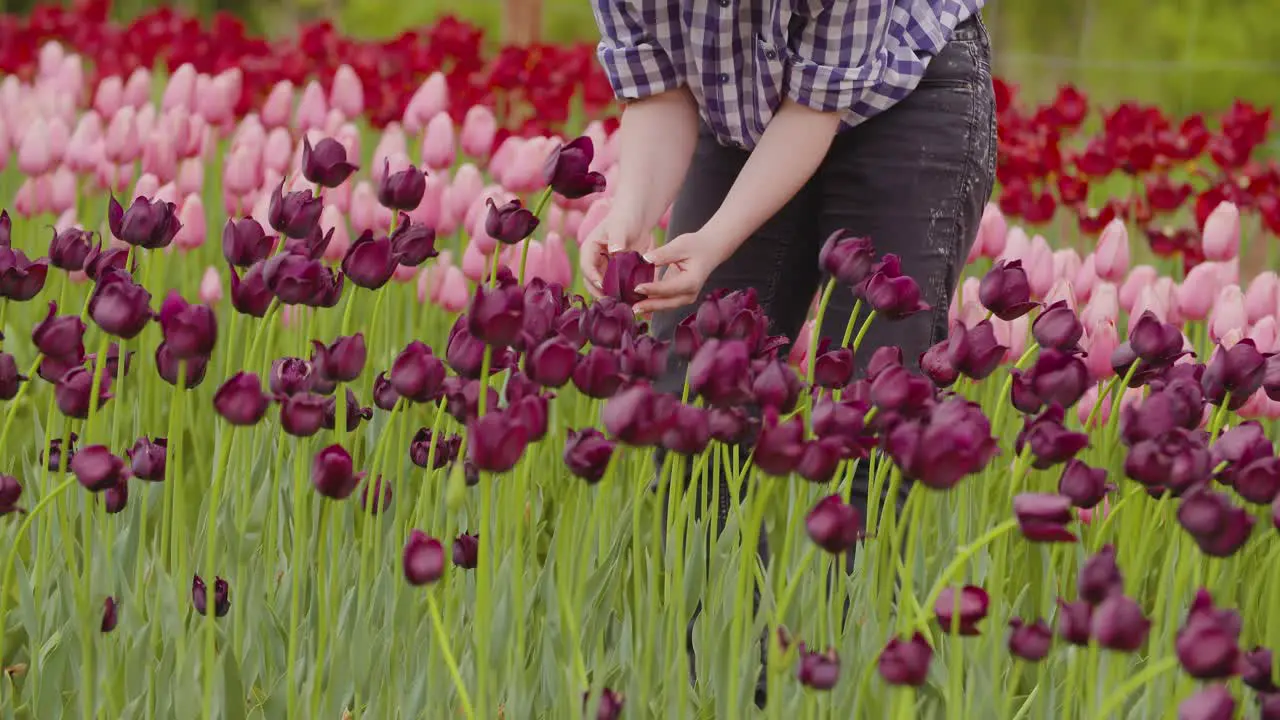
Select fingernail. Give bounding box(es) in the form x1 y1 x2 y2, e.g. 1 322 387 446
642 253 655 263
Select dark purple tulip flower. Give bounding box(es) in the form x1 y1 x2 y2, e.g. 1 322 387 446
1125 428 1211 496
581 296 635 349
279 393 328 437
443 377 499 425
222 218 278 267
1260 691 1280 720
510 394 549 443
1176 589 1242 680
797 437 846 483
55 366 112 419
389 341 447 403
269 357 314 397
947 319 1008 381
526 336 580 388
410 428 461 470
0 352 27 400
341 230 396 289
1057 598 1093 646
564 428 616 483
709 406 759 445
372 372 398 410
1211 422 1274 476
83 244 131 281
213 372 270 426
1013 493 1077 543
753 411 806 477
818 230 876 286
48 227 94 271
468 410 531 473
192 575 230 617
812 394 868 441
1091 594 1150 651
689 339 753 407
103 475 128 513
885 398 997 490
1202 339 1267 409
1058 459 1111 509
1177 686 1235 720
452 532 479 569
283 223 334 261
1078 544 1123 606
228 263 274 317
877 633 932 686
753 360 805 413
813 342 855 389
445 319 490 378
268 181 323 239
70 445 126 492
403 530 445 585
979 260 1038 320
158 291 217 359
1177 487 1254 557
1017 405 1090 469
672 315 702 361
803 497 865 550
602 383 675 447
870 365 935 415
89 268 153 339
108 195 181 249
0 245 49 301
1008 370 1043 414
155 342 209 388
1129 311 1189 367
1266 354 1280 402
42 434 77 472
360 476 393 515
1242 648 1276 693
101 597 118 633
126 436 167 481
312 334 367 383
484 198 539 245
1231 457 1280 504
861 255 930 320
543 136 607 199
0 474 23 515
518 279 564 344
261 252 338 306
1120 391 1195 445
32 301 85 359
572 347 626 399
506 371 543 405
587 689 624 720
302 136 359 188
377 162 427 211
920 336 960 388
934 587 991 638
389 215 438 267
602 251 654 306
1031 300 1083 351
321 388 372 432
86 342 134 380
797 646 840 690
312 444 365 500
469 282 525 349
660 403 711 456
1025 348 1090 409
1007 618 1052 662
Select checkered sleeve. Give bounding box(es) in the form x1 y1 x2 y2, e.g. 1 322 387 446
592 1 684 101
786 1 897 113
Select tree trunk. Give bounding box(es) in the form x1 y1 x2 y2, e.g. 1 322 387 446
502 0 543 46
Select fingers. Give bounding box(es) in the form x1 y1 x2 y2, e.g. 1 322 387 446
579 232 611 296
633 266 702 314
633 292 697 315
642 236 688 267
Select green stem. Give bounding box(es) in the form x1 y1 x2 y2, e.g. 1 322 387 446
807 279 836 387
201 426 236 720
285 441 310 720
426 591 476 720
1094 655 1179 718
916 519 1019 633
0 354 46 451
839 299 864 348
0 478 77 672
850 310 879 353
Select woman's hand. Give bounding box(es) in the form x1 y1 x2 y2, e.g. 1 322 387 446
632 231 722 314
579 208 652 297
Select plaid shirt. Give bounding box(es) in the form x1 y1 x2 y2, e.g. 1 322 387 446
593 0 985 149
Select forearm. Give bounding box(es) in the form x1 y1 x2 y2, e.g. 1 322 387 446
700 99 842 264
610 88 699 235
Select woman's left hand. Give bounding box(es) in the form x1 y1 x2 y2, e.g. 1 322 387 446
632 231 722 315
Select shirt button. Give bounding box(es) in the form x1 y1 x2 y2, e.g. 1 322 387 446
718 73 730 83
718 0 730 6
765 49 777 60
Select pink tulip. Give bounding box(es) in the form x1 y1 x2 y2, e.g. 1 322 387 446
13 179 40 217
320 205 351 263
154 182 180 208
790 319 816 374
1130 286 1168 327
134 105 157 143
0 120 9 172
502 240 546 282
1079 282 1118 331
541 232 573 288
1076 383 1108 429
1236 389 1269 419
329 65 364 119
1177 261 1223 321
507 138 553 193
172 195 206 251
96 161 134 195
1078 497 1111 526
122 68 151 109
461 236 494 283
349 181 392 234
1081 319 1118 381
950 276 985 328
93 76 124 119
564 210 586 240
48 167 77 214
408 173 447 229
1052 248 1082 283
197 266 223 305
17 123 53 176
1248 317 1279 354
162 64 197 113
421 113 457 171
372 126 409 184
1201 201 1240 261
1116 265 1158 312
1025 235 1055 299
403 72 449 135
460 104 497 160
223 145 262 198
103 106 140 164
37 41 64 78
293 82 328 133
261 81 294 129
1094 218 1130 282
335 123 362 164
231 115 265 152
419 253 470 313
1209 284 1248 342
1071 254 1098 305
1264 397 1280 421
133 173 161 201
1042 278 1077 310
445 164 485 222
577 198 611 247
202 70 240 126
488 136 521 181
260 128 292 176
998 226 1030 264
141 129 178 184
1244 271 1279 325
322 109 346 139
974 203 1008 260
250 187 272 231
54 209 78 233
992 313 1029 363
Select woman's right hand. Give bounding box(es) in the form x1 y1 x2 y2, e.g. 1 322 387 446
580 207 653 297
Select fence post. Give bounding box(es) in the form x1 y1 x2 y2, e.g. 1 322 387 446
502 0 544 45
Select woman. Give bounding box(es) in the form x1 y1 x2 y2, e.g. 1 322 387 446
581 0 996 703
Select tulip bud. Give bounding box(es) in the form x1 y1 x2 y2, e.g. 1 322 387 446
32 301 86 359
797 646 840 690
55 366 112 419
818 230 876 286
126 436 167 482
1013 493 1077 543
88 268 153 338
70 445 126 492
158 291 217 359
312 334 367 383
107 196 181 249
1177 487 1254 557
805 495 863 554
403 530 445 585
267 181 323 239
101 596 119 633
544 136 606 199
212 372 270 426
484 197 539 245
877 633 932 686
192 575 230 617
451 532 479 569
467 409 531 473
602 251 655 306
1177 685 1235 720
1090 594 1150 652
602 384 676 447
301 136 358 189
155 342 209 389
222 217 277 267
1058 459 1111 509
377 162 427 212
0 474 23 515
563 428 616 483
48 227 94 271
979 260 1038 320
468 282 524 348
389 216 437 267
934 585 990 636
1007 618 1052 662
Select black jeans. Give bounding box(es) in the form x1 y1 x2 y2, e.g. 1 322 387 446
653 14 997 702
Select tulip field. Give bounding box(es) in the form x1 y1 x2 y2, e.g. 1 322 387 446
4 5 1280 720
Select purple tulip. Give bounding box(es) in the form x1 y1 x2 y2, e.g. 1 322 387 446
311 444 364 500
510 394 549 442
101 596 118 633
1177 685 1235 720
1125 428 1211 496
602 251 654 306
410 428 461 470
389 215 438 267
920 336 960 388
602 383 675 447
877 633 932 686
505 371 543 405
1267 354 1280 402
102 475 128 513
572 347 626 399
1090 594 1150 652
269 357 314 397
587 689 624 720
934 585 990 636
157 291 217 359
1233 458 1280 505
753 411 806 477
279 393 328 437
302 136 358 188
1017 405 1090 469
803 495 862 553
468 410 531 473
1031 300 1083 351
813 342 855 389
452 532 479 569
1260 690 1280 720
1013 493 1077 543
389 341 447 403
360 476 393 515
283 224 335 260
1128 311 1188 367
1056 598 1092 646
322 388 372 432
688 339 752 407
403 530 445 585
1025 348 1089 409
89 268 153 339
445 319 490 378
0 352 27 400
468 282 524 348
41 434 77 473
341 230 397 289
268 181 323 239
753 359 804 413
797 437 847 483
812 394 868 441
126 436 167 482
543 136 606 199
443 377 499 425
228 263 274 317
1176 589 1242 680
709 406 759 445
312 334 367 383
1007 618 1052 662
860 254 930 320
0 474 23 515
581 297 635 349
70 445 126 492
213 372 270 426
155 342 209 388
377 162 427 211
797 646 840 690
192 575 230 617
1177 487 1254 557
31 301 85 359
108 195 181 249
947 320 1009 381
818 230 876 286
1242 648 1276 693
526 336 580 388
558 428 614 485
1202 339 1267 409
1120 391 1200 445
484 198 539 245
1211 422 1274 476
1057 459 1112 511
222 217 278 267
48 227 94 271
979 260 1038 321
0 246 49 301
55 366 111 419
885 398 997 490
262 251 345 307
870 365 935 415
660 403 711 456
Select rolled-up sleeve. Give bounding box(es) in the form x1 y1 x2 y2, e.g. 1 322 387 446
592 1 684 101
786 1 893 113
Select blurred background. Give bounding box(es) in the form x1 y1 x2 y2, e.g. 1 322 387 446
1 0 1279 114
